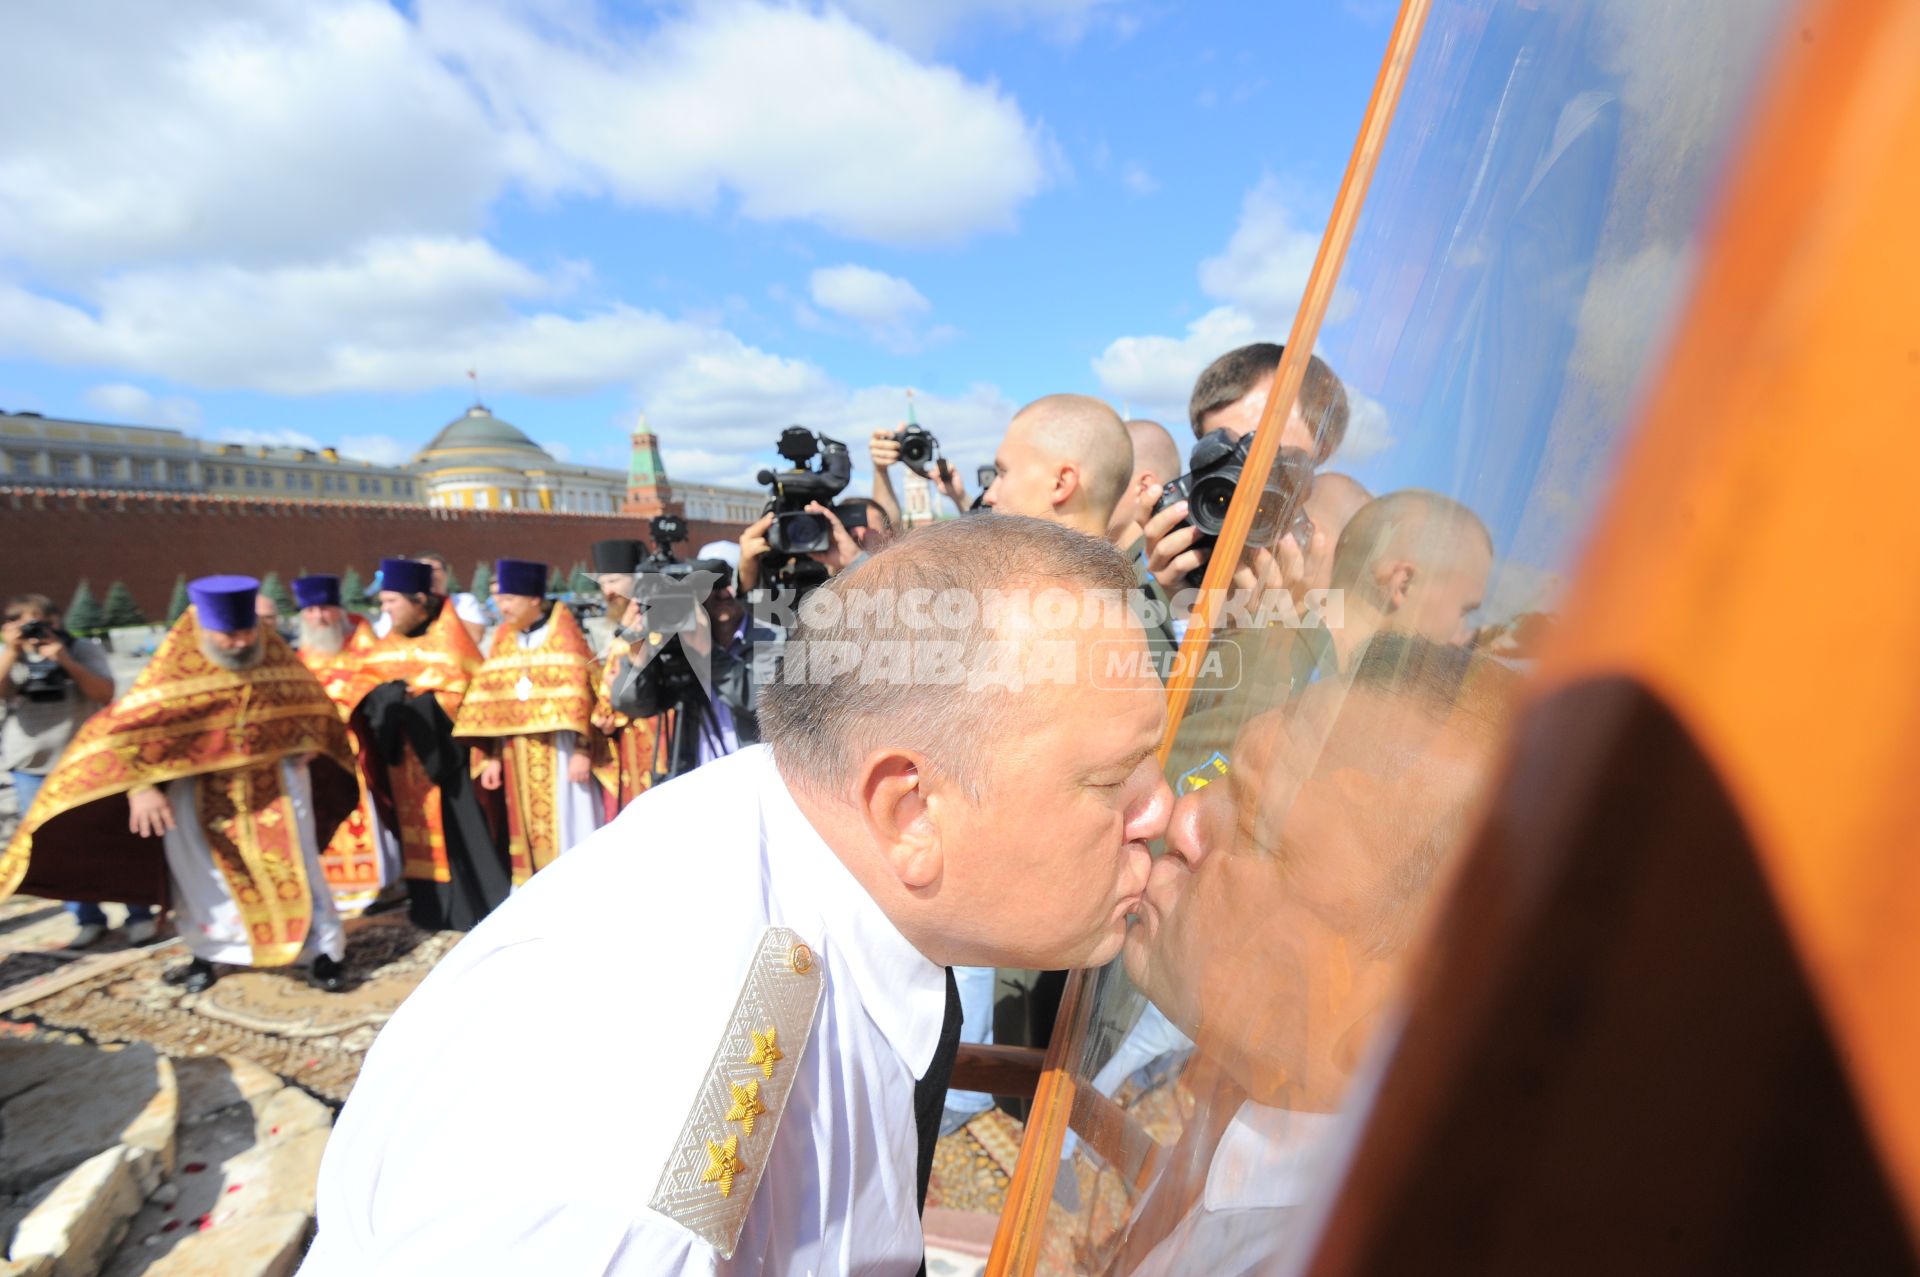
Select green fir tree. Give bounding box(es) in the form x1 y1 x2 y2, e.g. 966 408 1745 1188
102 581 147 628
165 574 191 624
260 571 296 616
64 579 104 635
547 566 568 596
468 561 492 601
569 563 596 596
341 567 368 610
442 563 465 595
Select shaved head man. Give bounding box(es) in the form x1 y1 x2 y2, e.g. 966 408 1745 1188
1107 418 1184 549
1328 490 1493 667
1299 472 1374 595
983 394 1135 538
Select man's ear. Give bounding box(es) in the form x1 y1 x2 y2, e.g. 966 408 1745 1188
1376 559 1416 612
1052 462 1082 512
858 749 943 890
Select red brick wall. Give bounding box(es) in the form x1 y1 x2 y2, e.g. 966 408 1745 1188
0 487 747 615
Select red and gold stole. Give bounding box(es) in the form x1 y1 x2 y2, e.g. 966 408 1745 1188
356 603 484 884
0 609 352 967
299 613 384 911
453 606 602 884
590 634 665 816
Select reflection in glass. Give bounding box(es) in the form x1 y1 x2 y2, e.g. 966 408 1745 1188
1034 0 1797 1272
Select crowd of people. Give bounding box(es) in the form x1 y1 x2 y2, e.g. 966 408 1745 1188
1 338 1516 1274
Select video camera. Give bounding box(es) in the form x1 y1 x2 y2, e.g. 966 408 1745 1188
630 513 722 635
1153 433 1316 587
757 426 851 555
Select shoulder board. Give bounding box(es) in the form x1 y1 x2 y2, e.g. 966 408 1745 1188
649 925 826 1258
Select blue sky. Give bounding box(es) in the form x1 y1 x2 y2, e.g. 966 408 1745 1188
0 0 1389 492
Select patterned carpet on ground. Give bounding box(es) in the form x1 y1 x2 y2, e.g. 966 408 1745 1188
2 903 459 1104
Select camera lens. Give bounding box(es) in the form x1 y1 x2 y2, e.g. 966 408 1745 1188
901 435 931 465
1189 475 1237 536
784 512 828 551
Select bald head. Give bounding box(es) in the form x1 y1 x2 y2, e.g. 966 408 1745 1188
985 394 1133 537
1332 490 1493 648
1107 419 1183 545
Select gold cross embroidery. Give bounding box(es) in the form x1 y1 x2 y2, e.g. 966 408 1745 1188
725 1080 767 1136
746 1027 783 1079
702 1135 745 1197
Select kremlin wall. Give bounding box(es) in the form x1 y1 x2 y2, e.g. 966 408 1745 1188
0 405 756 616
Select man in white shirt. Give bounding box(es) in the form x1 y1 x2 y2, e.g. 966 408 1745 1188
302 513 1173 1275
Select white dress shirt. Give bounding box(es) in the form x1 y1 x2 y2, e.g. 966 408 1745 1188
1131 1101 1342 1277
300 745 950 1276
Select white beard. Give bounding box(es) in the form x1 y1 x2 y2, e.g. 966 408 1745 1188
299 617 349 656
199 637 265 671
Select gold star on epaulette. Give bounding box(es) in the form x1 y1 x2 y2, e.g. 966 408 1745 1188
746 1027 782 1079
701 1135 745 1197
725 1080 767 1136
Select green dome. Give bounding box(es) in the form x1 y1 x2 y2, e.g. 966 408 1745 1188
417 405 543 458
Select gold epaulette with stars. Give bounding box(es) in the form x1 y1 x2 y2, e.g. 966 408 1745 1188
649 925 825 1258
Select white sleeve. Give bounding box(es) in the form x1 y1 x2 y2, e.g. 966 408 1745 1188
454 593 488 624
303 939 715 1276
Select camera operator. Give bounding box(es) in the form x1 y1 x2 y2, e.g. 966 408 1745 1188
2 593 149 946
608 521 778 783
834 497 896 554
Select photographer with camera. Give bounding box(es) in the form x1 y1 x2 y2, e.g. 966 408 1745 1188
868 421 968 529
607 516 770 783
1141 343 1351 619
2 593 143 947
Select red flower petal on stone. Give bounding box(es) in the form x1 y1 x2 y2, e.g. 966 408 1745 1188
270 1126 280 1135
226 1183 242 1193
197 1213 213 1231
183 1162 207 1174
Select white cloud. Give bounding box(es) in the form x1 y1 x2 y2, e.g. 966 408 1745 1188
0 237 721 396
828 0 1128 54
1197 177 1328 328
82 383 202 429
0 0 1051 283
1121 162 1160 196
539 439 573 463
211 426 325 450
1094 176 1378 458
647 347 1016 491
1337 387 1395 463
416 0 1051 246
809 265 930 327
805 263 953 353
1091 305 1258 428
0 1 503 276
337 434 413 466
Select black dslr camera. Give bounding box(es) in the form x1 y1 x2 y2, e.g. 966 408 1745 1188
1153 433 1315 587
890 423 942 479
13 622 75 702
758 426 851 555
